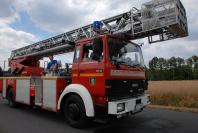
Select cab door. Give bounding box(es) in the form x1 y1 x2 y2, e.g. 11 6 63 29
78 37 105 97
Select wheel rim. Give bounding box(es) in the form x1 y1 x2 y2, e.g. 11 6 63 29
67 102 81 121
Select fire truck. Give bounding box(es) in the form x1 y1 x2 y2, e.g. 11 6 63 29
0 0 188 128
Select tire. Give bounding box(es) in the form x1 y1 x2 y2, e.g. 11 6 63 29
63 95 91 128
8 89 17 108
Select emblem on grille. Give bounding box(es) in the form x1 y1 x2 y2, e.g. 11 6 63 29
123 80 127 83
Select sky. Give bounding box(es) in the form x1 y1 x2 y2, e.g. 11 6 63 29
0 0 197 69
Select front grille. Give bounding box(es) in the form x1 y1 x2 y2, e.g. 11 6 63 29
105 79 147 101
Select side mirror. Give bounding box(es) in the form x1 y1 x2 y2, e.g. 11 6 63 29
91 53 100 61
92 38 103 61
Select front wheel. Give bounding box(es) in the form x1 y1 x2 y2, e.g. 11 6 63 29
63 95 92 128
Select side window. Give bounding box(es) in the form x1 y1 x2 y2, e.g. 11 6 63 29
82 38 103 62
82 43 94 62
73 45 80 63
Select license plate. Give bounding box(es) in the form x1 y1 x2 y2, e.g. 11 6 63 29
135 103 143 111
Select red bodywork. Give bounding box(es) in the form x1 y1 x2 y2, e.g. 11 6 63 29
9 57 44 76
0 79 2 92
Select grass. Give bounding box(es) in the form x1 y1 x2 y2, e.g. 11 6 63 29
148 80 198 109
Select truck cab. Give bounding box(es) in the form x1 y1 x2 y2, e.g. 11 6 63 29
72 34 149 116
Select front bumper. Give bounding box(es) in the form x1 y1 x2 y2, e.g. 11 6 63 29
108 94 150 115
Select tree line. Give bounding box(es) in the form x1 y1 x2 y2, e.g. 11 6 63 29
146 55 198 80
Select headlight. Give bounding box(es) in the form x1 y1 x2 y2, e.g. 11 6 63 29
117 103 125 113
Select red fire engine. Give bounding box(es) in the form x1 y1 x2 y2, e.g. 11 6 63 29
0 0 188 128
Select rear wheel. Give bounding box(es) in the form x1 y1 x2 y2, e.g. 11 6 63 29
8 89 17 108
63 95 91 128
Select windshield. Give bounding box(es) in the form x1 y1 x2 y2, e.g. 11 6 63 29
108 38 144 67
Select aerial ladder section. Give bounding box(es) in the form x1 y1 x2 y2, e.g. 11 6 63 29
10 0 188 60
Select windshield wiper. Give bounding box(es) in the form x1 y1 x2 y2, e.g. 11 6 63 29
130 64 140 68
